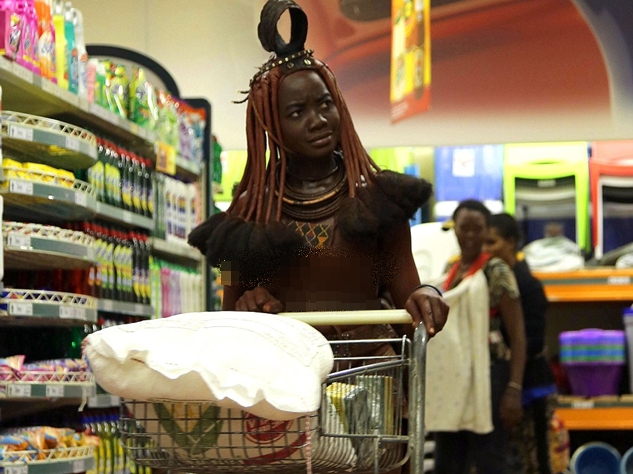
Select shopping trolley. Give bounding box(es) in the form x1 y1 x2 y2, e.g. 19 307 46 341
119 310 428 474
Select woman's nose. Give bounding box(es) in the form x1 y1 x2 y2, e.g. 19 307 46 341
307 109 327 129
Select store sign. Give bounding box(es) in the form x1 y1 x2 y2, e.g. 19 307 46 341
390 0 431 123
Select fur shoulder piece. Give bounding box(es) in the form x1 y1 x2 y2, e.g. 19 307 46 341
187 212 306 286
337 171 433 243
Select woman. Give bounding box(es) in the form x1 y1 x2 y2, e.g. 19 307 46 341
433 200 526 474
484 212 556 474
188 0 448 339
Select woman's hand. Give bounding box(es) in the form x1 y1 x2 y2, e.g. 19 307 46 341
500 388 523 429
235 287 284 313
404 287 449 337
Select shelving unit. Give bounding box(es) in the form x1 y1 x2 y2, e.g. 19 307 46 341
556 396 633 430
3 222 97 270
534 268 633 302
0 290 98 325
533 268 633 432
0 44 210 474
149 237 202 265
0 447 96 474
0 57 155 152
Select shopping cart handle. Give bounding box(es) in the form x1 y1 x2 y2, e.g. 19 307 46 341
278 309 413 326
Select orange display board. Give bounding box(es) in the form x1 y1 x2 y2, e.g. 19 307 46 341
390 0 431 123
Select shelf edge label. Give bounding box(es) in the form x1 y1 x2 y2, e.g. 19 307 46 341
8 302 34 316
7 232 31 249
8 125 34 142
9 180 34 196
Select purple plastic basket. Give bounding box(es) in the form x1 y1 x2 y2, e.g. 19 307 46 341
563 363 624 397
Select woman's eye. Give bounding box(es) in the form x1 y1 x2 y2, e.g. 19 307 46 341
321 100 333 109
289 110 301 118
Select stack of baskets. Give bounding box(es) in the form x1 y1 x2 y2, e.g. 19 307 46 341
559 328 626 397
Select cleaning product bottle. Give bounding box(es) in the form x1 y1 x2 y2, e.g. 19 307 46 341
63 1 76 93
51 0 66 88
35 0 54 80
72 6 86 98
14 0 29 68
26 0 39 71
0 0 20 60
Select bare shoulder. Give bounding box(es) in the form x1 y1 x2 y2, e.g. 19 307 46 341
380 219 413 249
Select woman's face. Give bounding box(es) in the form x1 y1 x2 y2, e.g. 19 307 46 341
483 227 515 265
453 208 487 259
278 70 341 160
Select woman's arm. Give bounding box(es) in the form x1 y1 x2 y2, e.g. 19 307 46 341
498 291 527 429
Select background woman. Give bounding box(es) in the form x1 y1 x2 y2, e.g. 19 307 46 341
432 200 526 474
484 212 556 474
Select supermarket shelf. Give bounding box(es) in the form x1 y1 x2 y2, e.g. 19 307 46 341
0 290 98 325
556 395 633 430
149 237 202 264
3 223 96 270
95 201 154 230
176 155 201 180
534 268 633 302
98 298 154 317
1 111 97 170
0 382 96 400
0 56 155 154
0 449 95 474
87 393 121 408
1 178 97 222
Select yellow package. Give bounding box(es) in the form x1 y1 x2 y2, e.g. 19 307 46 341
23 162 59 183
2 158 26 180
55 169 76 188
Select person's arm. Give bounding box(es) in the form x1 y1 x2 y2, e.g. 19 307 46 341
383 220 449 337
498 290 527 429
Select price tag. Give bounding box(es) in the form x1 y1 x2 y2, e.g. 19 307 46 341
86 247 96 261
5 465 29 474
102 299 114 311
7 232 31 248
81 385 93 398
74 191 88 207
72 459 86 473
122 211 133 224
8 302 33 316
134 304 143 314
89 103 110 122
74 307 87 320
7 384 32 398
129 123 140 135
65 136 81 152
12 62 34 84
41 78 59 96
8 125 34 141
61 90 79 107
9 180 34 195
608 276 631 285
46 384 65 398
572 400 594 409
59 305 75 319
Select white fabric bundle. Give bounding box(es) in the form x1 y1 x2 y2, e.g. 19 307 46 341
83 311 334 420
424 272 493 434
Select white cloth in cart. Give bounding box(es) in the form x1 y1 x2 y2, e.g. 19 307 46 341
424 271 493 434
83 311 334 420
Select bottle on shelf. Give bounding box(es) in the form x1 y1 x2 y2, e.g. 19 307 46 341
51 0 67 89
63 0 77 93
72 6 87 98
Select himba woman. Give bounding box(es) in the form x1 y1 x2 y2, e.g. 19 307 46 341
188 0 448 345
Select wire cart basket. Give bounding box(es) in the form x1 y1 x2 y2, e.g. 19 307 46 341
119 310 428 474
